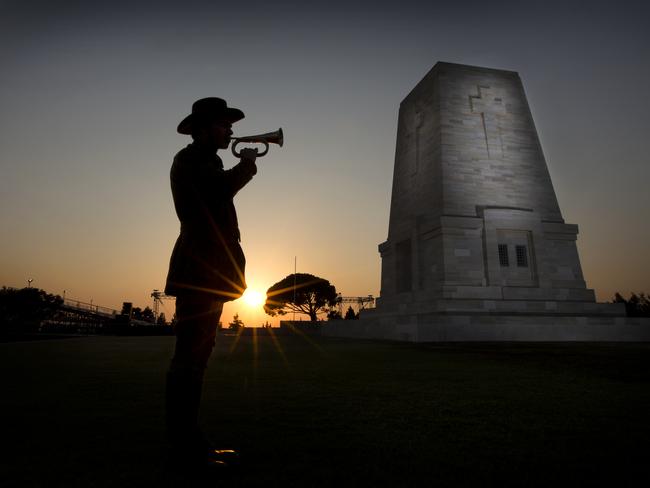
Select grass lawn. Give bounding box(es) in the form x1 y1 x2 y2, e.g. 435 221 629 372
1 332 649 487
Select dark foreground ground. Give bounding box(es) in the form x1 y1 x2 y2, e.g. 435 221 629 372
1 333 649 487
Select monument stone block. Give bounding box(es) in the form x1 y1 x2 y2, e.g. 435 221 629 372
323 62 648 342
372 62 613 315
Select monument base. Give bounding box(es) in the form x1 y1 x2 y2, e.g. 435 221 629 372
323 313 650 342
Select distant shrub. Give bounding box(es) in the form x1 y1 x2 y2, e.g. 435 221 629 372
344 306 359 320
0 287 63 334
612 292 650 317
229 313 244 330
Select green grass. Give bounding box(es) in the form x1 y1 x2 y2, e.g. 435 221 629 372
1 333 649 487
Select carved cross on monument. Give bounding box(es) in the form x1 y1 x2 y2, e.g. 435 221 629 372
469 85 506 160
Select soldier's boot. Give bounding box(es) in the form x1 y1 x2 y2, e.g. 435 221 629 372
165 369 239 473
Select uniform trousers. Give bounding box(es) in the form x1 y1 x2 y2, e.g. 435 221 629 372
166 293 223 451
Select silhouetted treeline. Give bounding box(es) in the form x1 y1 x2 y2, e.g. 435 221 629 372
613 292 650 317
131 306 156 323
0 287 63 334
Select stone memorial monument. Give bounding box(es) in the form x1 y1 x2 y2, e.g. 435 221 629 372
325 62 649 341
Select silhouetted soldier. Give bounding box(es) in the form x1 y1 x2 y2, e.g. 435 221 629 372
164 97 257 472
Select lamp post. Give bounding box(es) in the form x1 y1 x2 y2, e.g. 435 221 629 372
27 278 33 288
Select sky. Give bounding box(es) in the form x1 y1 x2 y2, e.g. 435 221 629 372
1 0 649 326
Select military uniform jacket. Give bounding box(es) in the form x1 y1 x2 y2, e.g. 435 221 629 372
164 142 256 300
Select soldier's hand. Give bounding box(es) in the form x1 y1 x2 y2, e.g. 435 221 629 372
239 148 258 175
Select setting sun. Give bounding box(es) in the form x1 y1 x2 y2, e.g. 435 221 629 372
241 288 266 309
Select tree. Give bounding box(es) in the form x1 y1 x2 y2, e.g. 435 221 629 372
344 306 358 320
156 312 167 326
229 313 244 330
327 309 342 320
141 306 155 323
131 307 143 320
613 292 650 317
0 287 63 334
264 273 338 321
120 302 133 317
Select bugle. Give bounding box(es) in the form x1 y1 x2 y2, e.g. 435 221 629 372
231 128 283 157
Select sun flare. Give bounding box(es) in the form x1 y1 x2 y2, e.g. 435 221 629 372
241 288 266 309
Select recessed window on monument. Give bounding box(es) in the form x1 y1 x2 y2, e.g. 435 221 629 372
396 239 413 292
498 244 509 267
516 245 528 267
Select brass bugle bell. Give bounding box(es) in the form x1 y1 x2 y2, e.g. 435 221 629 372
231 128 283 157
